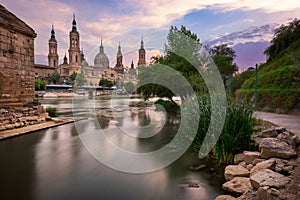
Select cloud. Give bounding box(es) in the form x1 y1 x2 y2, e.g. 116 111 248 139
1 0 300 66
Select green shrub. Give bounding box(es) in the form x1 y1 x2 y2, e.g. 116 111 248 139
46 107 58 117
154 99 179 113
190 96 255 165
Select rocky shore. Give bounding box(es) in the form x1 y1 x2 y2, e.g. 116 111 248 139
215 127 300 200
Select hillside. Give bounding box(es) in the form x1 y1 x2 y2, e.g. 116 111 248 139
235 37 300 114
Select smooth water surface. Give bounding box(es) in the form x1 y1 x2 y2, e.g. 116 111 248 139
0 98 224 200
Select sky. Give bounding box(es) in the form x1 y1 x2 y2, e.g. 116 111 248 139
1 0 300 69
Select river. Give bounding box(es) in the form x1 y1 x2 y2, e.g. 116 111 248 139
0 97 224 200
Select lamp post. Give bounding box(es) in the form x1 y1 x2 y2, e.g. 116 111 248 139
225 75 232 96
254 63 258 111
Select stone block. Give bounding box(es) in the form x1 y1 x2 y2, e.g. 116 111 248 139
250 169 290 190
222 177 252 196
243 151 261 164
259 138 297 159
224 165 250 181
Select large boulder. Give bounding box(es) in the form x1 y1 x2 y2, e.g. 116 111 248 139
269 158 294 174
243 151 261 164
259 138 297 159
224 165 250 181
256 186 285 200
276 131 300 148
257 128 278 138
250 159 276 176
250 169 290 189
236 190 257 200
222 177 252 196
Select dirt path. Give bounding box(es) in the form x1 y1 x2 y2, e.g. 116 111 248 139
254 111 300 135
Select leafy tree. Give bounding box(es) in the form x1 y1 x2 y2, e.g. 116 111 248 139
35 79 46 91
264 18 300 62
138 25 206 102
48 72 60 84
69 72 77 85
75 72 86 87
99 78 113 87
209 44 238 77
124 81 135 94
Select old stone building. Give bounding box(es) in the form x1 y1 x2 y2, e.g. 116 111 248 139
0 4 47 131
49 15 147 86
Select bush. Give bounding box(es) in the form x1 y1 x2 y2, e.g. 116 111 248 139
190 96 255 164
154 99 179 113
46 107 58 117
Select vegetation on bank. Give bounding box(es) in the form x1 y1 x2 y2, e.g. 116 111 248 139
46 107 58 117
234 18 300 113
154 99 180 113
188 96 256 165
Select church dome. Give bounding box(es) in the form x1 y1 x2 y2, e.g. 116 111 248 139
94 40 109 68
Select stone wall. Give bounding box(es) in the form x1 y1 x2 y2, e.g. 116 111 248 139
0 4 48 131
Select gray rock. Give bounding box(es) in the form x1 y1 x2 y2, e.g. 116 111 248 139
250 159 276 176
269 158 294 174
224 165 250 181
234 153 244 164
222 177 252 196
252 158 266 165
243 151 261 164
215 195 237 200
250 169 290 189
274 127 286 134
257 128 278 138
259 138 297 159
237 190 257 200
276 131 299 148
256 186 285 200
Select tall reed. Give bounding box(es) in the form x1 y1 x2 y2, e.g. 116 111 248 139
189 96 255 164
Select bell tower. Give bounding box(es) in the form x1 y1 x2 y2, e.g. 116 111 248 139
114 42 124 73
137 37 146 66
68 14 81 66
48 25 58 67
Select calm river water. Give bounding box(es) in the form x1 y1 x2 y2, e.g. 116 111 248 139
0 97 224 200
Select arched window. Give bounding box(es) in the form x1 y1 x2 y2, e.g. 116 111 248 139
75 55 78 63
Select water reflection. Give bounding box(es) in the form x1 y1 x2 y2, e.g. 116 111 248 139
0 98 224 200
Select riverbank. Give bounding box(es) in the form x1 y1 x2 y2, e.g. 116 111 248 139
215 123 300 200
0 117 75 140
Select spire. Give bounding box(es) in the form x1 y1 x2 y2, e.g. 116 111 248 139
49 24 56 42
99 38 104 53
131 60 134 69
117 42 122 55
63 53 68 64
140 36 144 50
71 14 77 33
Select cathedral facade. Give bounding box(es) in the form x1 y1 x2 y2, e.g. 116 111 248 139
48 15 147 86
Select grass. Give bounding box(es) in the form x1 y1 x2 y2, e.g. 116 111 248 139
189 96 256 165
46 107 58 117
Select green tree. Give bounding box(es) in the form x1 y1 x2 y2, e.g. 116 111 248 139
209 44 238 77
264 18 300 62
69 72 77 85
48 72 60 84
75 72 86 87
35 79 46 91
99 78 113 87
138 25 206 102
124 82 135 94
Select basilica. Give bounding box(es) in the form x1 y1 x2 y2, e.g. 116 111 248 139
47 15 146 86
